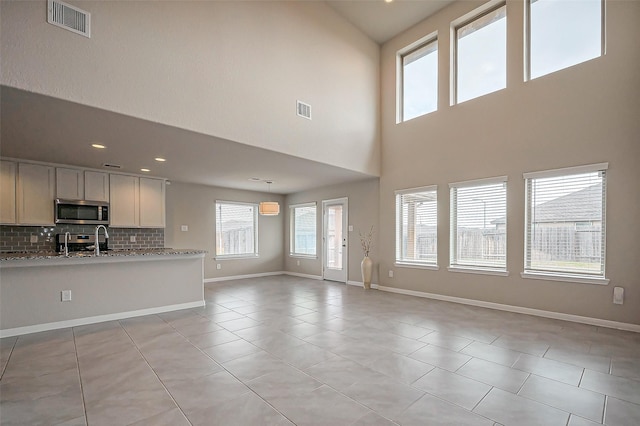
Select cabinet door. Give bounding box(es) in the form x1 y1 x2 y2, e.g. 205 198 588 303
139 178 165 228
0 160 17 224
56 168 84 200
17 163 55 225
109 174 139 227
85 171 109 202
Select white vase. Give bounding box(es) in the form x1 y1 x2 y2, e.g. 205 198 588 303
361 256 372 289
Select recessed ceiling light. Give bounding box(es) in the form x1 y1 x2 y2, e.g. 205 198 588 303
140 168 150 172
249 177 261 181
385 0 393 3
154 157 166 162
92 143 106 149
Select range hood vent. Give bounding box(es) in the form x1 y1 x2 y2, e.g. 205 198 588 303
47 0 91 38
296 100 312 120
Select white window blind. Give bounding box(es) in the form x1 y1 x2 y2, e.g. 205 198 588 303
450 177 507 270
290 203 317 256
396 186 438 266
215 201 258 257
401 37 438 121
524 164 607 278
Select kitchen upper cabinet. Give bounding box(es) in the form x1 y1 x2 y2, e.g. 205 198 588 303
139 177 165 228
56 168 84 200
84 171 109 202
109 174 140 228
0 160 17 224
17 163 55 225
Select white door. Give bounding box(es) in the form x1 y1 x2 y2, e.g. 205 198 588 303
322 198 348 283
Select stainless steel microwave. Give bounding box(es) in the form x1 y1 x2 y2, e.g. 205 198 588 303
54 199 109 225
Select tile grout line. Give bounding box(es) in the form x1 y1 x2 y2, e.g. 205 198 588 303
71 327 89 426
118 318 195 426
0 337 18 381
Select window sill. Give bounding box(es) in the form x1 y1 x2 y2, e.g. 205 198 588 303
214 254 259 260
289 254 317 260
448 266 509 277
395 262 439 271
521 271 609 286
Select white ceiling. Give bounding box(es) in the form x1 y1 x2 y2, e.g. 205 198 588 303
0 1 453 194
326 0 454 44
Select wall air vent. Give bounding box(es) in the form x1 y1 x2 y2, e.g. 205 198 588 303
102 163 122 169
47 0 91 38
296 100 312 120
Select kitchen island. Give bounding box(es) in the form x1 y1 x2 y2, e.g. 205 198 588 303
0 249 206 337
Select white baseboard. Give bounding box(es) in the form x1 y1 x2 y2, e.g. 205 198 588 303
204 271 285 283
0 300 205 338
347 280 379 289
284 272 323 280
376 285 640 333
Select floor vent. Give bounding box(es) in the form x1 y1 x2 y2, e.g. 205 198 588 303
47 0 91 38
297 101 312 120
102 163 122 169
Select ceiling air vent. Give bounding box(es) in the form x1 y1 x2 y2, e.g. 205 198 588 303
296 101 312 120
102 163 122 169
47 0 91 38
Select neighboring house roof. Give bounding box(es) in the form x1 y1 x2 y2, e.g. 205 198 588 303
492 184 602 225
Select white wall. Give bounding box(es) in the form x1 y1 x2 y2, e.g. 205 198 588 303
379 0 640 324
165 181 284 280
0 0 380 176
284 178 379 284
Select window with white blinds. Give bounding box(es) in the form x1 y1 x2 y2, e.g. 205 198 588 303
395 186 438 267
215 201 258 258
450 177 507 272
290 203 317 257
524 163 607 280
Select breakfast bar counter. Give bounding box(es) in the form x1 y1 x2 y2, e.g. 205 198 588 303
0 249 206 337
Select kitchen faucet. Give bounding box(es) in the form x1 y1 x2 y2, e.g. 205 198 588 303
94 225 109 256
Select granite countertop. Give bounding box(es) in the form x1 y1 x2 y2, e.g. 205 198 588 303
0 248 207 262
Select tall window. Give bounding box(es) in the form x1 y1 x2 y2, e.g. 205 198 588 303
290 203 317 257
400 37 438 121
396 186 438 267
450 177 507 272
454 3 507 104
524 164 607 282
215 201 258 258
528 0 603 80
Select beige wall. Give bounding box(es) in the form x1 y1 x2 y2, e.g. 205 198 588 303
379 0 640 324
165 182 285 280
284 178 379 284
0 0 380 176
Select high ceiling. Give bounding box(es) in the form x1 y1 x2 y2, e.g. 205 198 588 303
0 1 453 194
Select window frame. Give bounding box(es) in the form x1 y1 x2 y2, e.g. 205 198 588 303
395 185 439 270
449 176 509 276
214 200 259 259
525 0 606 82
451 0 507 105
289 202 317 258
396 31 438 124
522 163 609 285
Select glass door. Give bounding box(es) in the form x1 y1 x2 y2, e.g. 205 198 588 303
322 198 348 283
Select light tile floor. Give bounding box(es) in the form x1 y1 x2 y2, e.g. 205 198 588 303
1 275 640 425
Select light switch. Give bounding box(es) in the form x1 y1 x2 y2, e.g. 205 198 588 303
30 235 38 243
348 225 354 232
181 225 188 232
613 286 624 305
130 235 136 243
61 290 72 302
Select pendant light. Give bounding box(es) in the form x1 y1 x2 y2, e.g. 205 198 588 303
259 181 280 216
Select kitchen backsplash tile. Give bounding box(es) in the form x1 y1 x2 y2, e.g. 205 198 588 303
0 225 164 252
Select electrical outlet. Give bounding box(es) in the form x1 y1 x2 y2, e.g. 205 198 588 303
613 286 624 305
216 264 221 270
130 235 136 243
388 270 394 278
348 225 354 232
61 290 72 302
30 235 38 243
181 225 188 232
